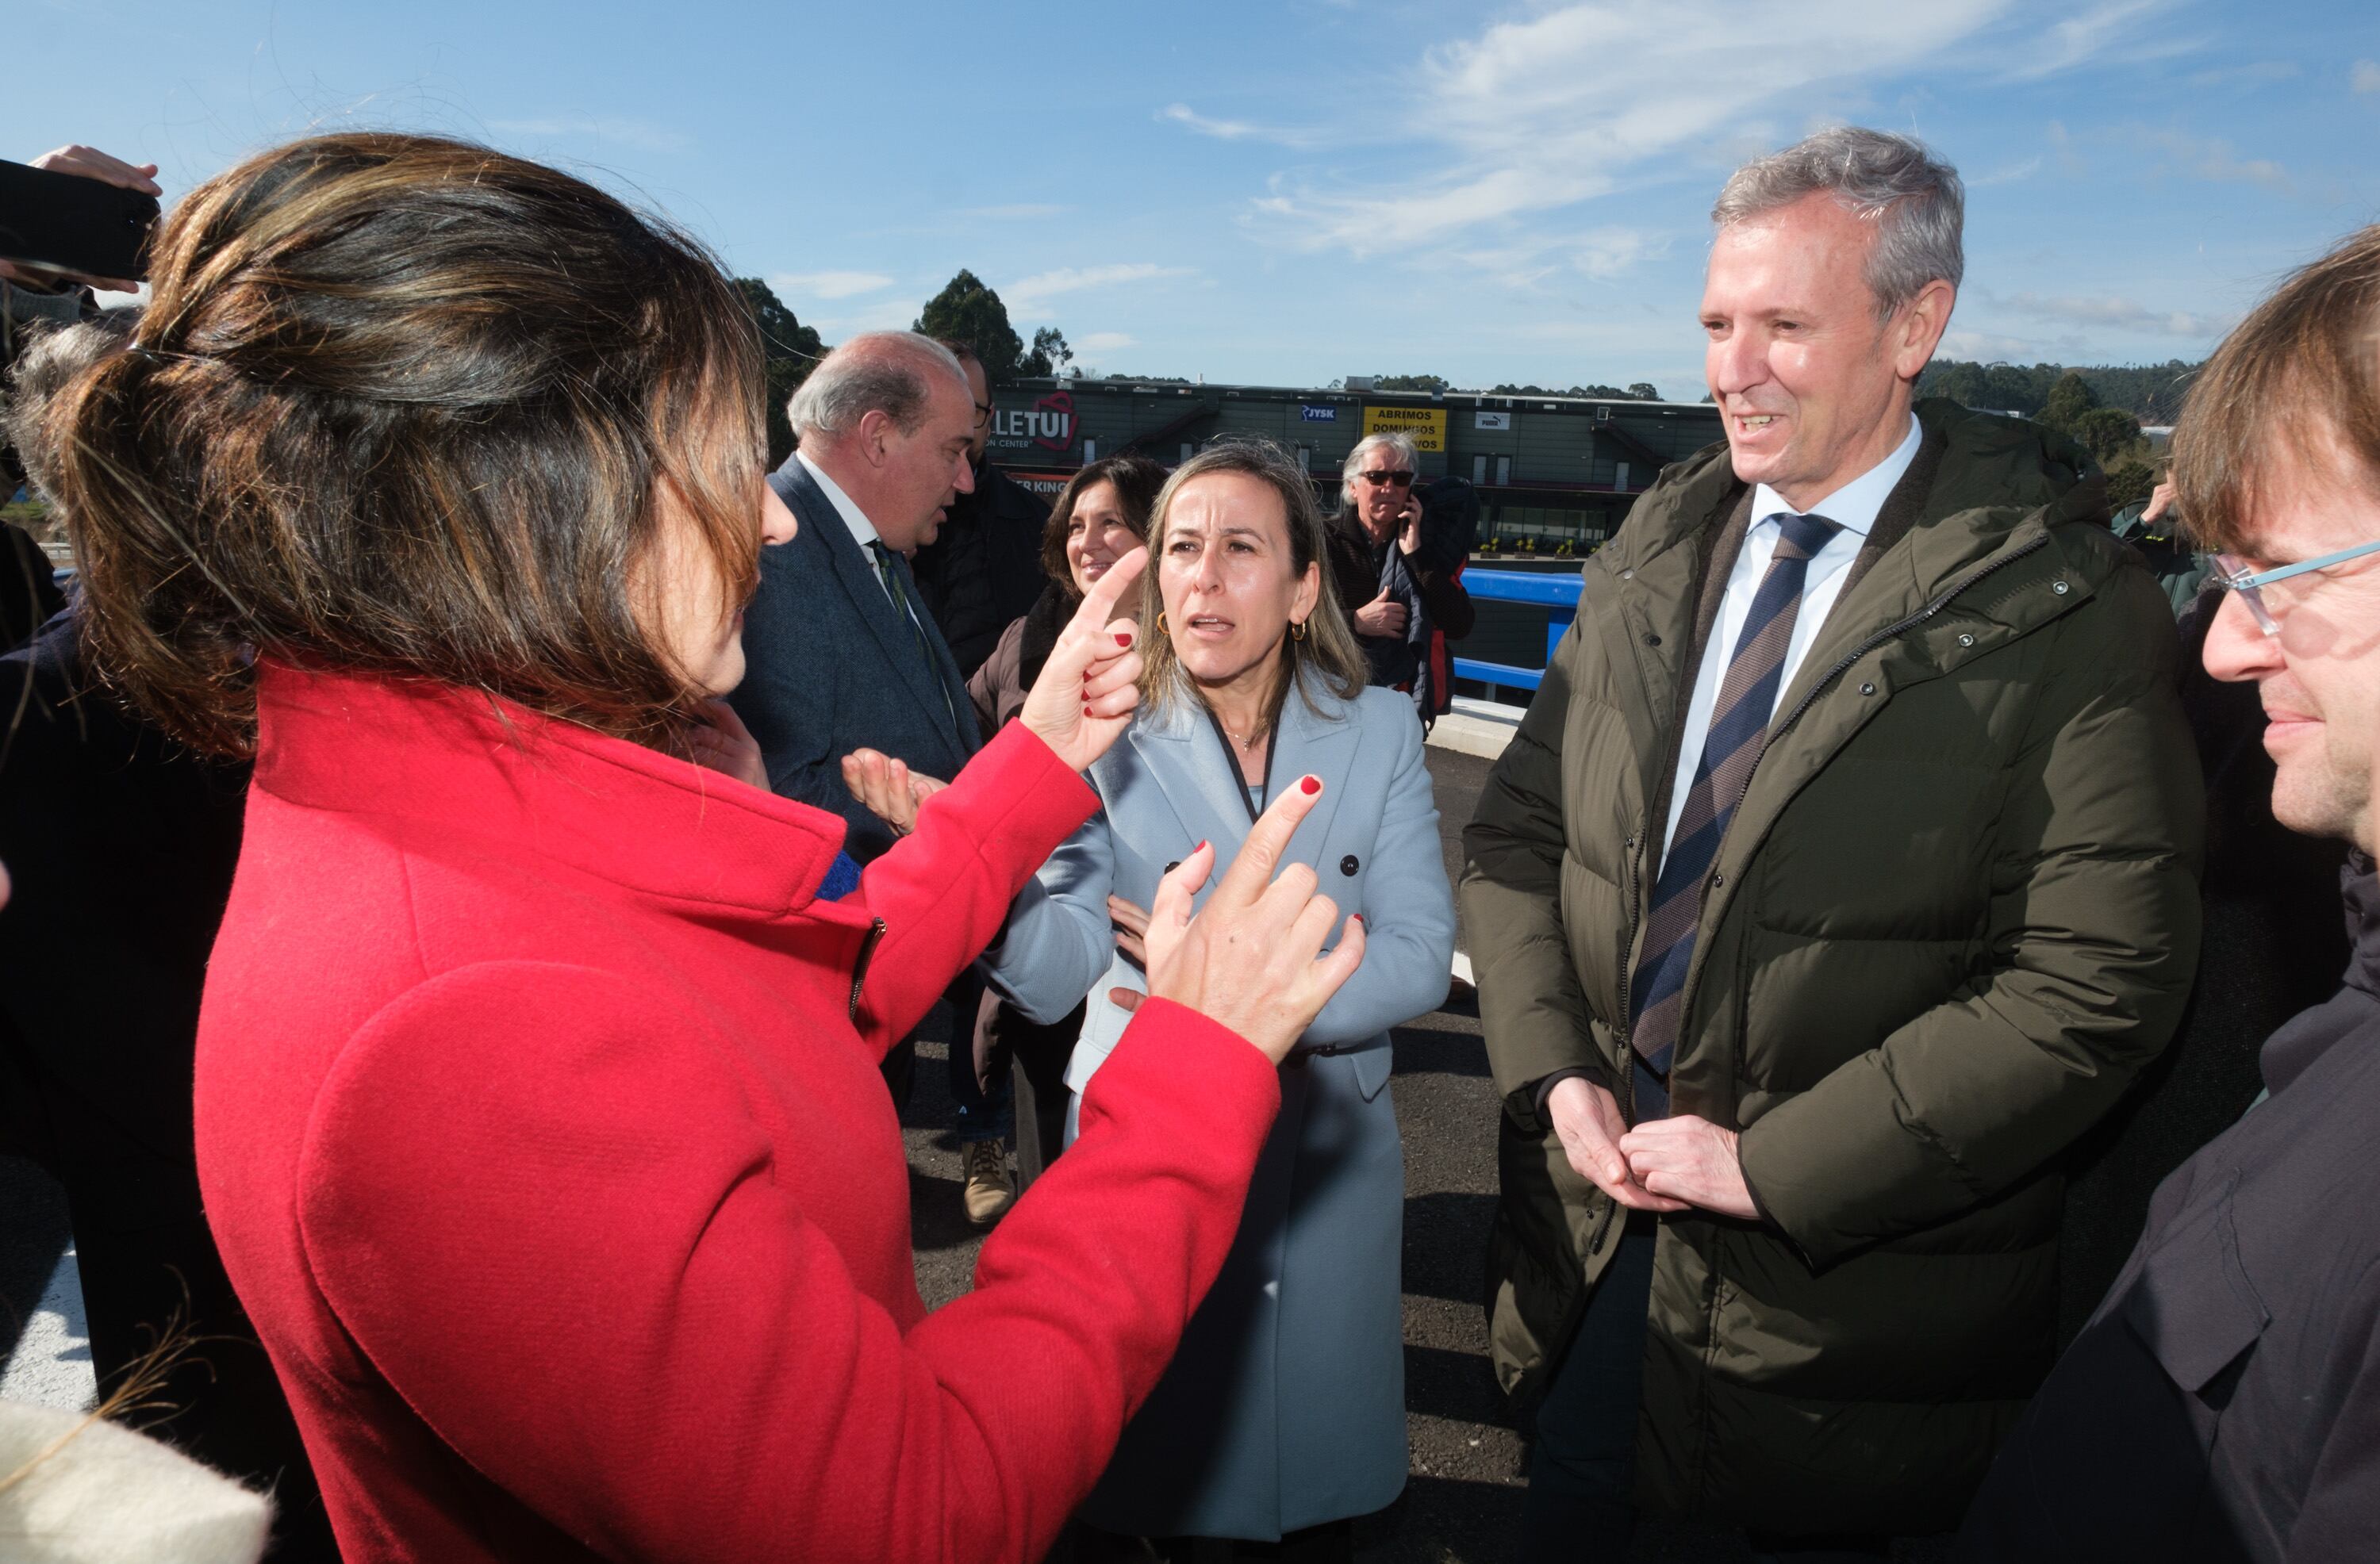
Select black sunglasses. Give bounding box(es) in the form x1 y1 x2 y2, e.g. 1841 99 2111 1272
1357 470 1415 488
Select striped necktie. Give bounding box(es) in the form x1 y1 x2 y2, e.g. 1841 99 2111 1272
1626 512 1842 1117
868 540 957 732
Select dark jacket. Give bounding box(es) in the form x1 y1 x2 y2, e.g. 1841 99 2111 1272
911 458 1050 680
2056 585 2349 1344
730 454 979 864
1966 857 2380 1562
1324 496 1475 721
1461 400 2204 1533
0 608 334 1558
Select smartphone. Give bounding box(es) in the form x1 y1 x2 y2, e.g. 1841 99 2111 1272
0 159 160 284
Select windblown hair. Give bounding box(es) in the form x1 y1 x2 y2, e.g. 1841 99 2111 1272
1038 453 1166 591
1340 431 1419 489
1713 126 1965 320
2171 224 2380 554
35 132 766 758
788 331 968 441
1138 438 1367 722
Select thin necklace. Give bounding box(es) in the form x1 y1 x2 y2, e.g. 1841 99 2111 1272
1219 715 1269 750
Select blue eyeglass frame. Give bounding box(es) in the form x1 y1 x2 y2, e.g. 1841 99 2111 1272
2213 538 2380 636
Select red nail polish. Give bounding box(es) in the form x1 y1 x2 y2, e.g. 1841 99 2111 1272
1351 914 1364 925
1082 704 1093 716
1196 840 1209 853
1300 775 1321 795
1115 631 1132 646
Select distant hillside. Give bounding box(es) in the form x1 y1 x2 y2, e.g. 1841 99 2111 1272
1918 358 2202 424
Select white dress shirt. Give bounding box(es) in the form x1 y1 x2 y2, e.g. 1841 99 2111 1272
1659 414 1922 865
797 450 904 609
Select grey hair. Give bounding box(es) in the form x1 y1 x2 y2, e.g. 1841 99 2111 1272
788 330 969 440
1341 431 1420 485
1712 126 1964 320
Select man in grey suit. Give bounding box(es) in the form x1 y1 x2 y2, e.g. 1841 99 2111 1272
729 332 1015 1217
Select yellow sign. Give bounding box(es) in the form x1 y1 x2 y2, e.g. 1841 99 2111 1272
1361 404 1448 453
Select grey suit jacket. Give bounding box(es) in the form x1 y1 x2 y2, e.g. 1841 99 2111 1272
983 678 1455 1099
729 454 978 864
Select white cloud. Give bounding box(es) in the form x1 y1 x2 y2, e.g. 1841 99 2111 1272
488 116 690 152
773 270 894 300
814 297 925 336
1972 156 2044 188
2182 60 2297 89
1998 0 2173 82
1157 103 1322 148
1004 263 1195 313
1079 332 1137 354
1246 0 2015 258
1938 329 2045 361
2138 128 2290 191
2355 59 2380 93
2002 293 2236 338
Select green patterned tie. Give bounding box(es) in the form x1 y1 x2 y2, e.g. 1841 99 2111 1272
869 540 956 731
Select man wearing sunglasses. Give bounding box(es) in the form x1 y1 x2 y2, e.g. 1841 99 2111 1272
1326 431 1475 725
1964 225 2380 1561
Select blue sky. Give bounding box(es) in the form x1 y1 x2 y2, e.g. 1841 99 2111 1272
11 0 2378 398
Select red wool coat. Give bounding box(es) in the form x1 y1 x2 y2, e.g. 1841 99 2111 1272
194 666 1281 1563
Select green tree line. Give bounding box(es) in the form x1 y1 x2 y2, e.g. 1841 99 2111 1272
1917 358 2201 424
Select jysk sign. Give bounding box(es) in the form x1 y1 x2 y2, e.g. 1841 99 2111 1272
1299 404 1339 422
1362 404 1449 453
991 389 1077 453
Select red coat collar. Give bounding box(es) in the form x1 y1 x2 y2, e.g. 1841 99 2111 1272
249 664 853 918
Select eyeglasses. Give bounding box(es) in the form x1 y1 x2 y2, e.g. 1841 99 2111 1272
971 400 993 426
2213 538 2380 636
1357 470 1415 489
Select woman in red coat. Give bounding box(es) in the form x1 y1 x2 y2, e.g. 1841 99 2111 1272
36 132 1364 1564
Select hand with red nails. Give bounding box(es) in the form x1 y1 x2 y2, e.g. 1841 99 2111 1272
1019 546 1149 772
1111 773 1366 1064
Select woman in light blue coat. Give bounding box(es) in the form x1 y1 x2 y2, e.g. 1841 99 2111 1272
982 439 1456 1550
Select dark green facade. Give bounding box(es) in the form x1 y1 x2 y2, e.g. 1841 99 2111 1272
985 378 1724 549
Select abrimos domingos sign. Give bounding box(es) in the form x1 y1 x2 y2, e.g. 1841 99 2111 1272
991 390 1077 453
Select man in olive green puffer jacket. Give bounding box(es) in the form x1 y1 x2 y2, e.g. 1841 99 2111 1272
1464 128 2203 1557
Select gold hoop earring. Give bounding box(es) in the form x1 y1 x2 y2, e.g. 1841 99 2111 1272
1156 610 1169 634
1290 619 1309 642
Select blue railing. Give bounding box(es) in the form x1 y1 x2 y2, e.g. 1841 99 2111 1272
1453 568 1581 696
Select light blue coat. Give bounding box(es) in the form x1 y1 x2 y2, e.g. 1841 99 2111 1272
981 676 1456 1539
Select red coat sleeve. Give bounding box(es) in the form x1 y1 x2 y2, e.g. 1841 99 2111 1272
842 719 1096 1056
299 969 1278 1564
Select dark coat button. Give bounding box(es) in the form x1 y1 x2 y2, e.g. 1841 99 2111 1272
1341 854 1360 876
1165 861 1180 874
1644 632 1662 646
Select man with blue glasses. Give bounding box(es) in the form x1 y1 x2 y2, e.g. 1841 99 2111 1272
1965 224 2380 1560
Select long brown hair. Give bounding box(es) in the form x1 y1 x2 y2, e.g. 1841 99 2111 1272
1138 439 1367 721
1039 454 1167 590
35 132 765 757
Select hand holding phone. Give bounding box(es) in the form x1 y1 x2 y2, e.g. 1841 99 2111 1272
0 145 163 293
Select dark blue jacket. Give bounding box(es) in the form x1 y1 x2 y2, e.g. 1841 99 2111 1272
729 454 978 864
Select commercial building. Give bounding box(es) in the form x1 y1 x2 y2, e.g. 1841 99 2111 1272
985 376 1725 550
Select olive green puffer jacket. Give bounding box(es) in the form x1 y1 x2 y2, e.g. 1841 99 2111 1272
1461 401 2203 1535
